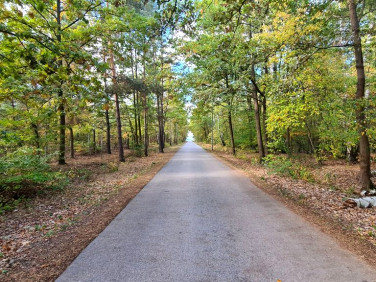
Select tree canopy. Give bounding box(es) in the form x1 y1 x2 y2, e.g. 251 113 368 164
1 0 376 191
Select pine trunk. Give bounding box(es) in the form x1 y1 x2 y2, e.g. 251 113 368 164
57 0 66 165
69 127 74 158
105 109 111 154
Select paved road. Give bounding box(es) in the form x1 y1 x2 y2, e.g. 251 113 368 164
58 142 376 282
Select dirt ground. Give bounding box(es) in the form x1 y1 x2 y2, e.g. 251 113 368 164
201 144 376 268
0 145 180 281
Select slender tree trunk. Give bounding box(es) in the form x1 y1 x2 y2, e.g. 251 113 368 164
57 0 66 165
262 65 268 156
107 1 124 162
103 48 111 154
92 128 96 154
69 127 74 158
348 0 373 190
133 49 142 146
250 65 265 160
142 93 148 156
137 93 142 144
246 95 254 146
153 43 164 153
286 127 292 155
105 109 111 154
142 55 148 156
157 92 164 153
114 94 124 161
31 123 40 150
160 93 165 150
225 75 236 155
133 90 139 145
305 122 316 155
211 110 214 151
228 110 235 155
174 123 178 144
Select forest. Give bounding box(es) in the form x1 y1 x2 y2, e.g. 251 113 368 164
187 0 376 192
1 0 375 200
1 0 376 279
0 0 190 208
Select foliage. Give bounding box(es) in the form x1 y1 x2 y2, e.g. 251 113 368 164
184 0 376 189
263 154 313 182
0 146 68 212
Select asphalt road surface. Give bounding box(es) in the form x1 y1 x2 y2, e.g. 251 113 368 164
57 142 376 282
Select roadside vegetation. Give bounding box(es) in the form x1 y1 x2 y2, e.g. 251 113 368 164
186 2 376 251
0 0 189 213
0 0 189 280
186 0 376 193
0 145 180 280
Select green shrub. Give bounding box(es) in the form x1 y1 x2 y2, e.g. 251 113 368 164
263 154 294 176
263 154 313 182
133 144 144 157
0 147 68 209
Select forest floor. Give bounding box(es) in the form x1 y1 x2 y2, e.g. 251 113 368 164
201 143 376 268
0 145 180 281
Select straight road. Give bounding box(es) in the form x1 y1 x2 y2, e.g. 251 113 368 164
58 142 376 282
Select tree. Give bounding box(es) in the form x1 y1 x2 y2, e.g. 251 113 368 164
348 0 373 190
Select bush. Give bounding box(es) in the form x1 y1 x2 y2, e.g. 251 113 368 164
0 147 68 205
263 154 313 182
133 144 144 157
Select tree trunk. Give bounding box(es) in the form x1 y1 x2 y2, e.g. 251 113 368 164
107 1 124 162
228 110 236 155
157 92 164 153
348 0 373 190
225 75 236 155
174 123 178 145
261 95 268 156
143 93 148 156
286 127 292 155
128 115 134 146
31 123 40 150
109 55 124 161
57 0 66 165
137 92 142 145
211 110 214 151
141 52 148 156
250 65 265 161
124 134 130 150
105 109 111 154
69 127 74 158
142 53 148 157
133 90 139 145
92 128 96 154
246 95 254 147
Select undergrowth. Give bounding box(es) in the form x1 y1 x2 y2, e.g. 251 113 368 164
0 147 68 214
263 154 314 182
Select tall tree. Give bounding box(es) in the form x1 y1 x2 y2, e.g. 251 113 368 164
348 0 373 190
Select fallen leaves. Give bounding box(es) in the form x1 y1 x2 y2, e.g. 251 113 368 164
0 146 179 280
204 145 376 247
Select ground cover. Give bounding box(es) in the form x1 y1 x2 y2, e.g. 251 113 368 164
0 145 180 281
